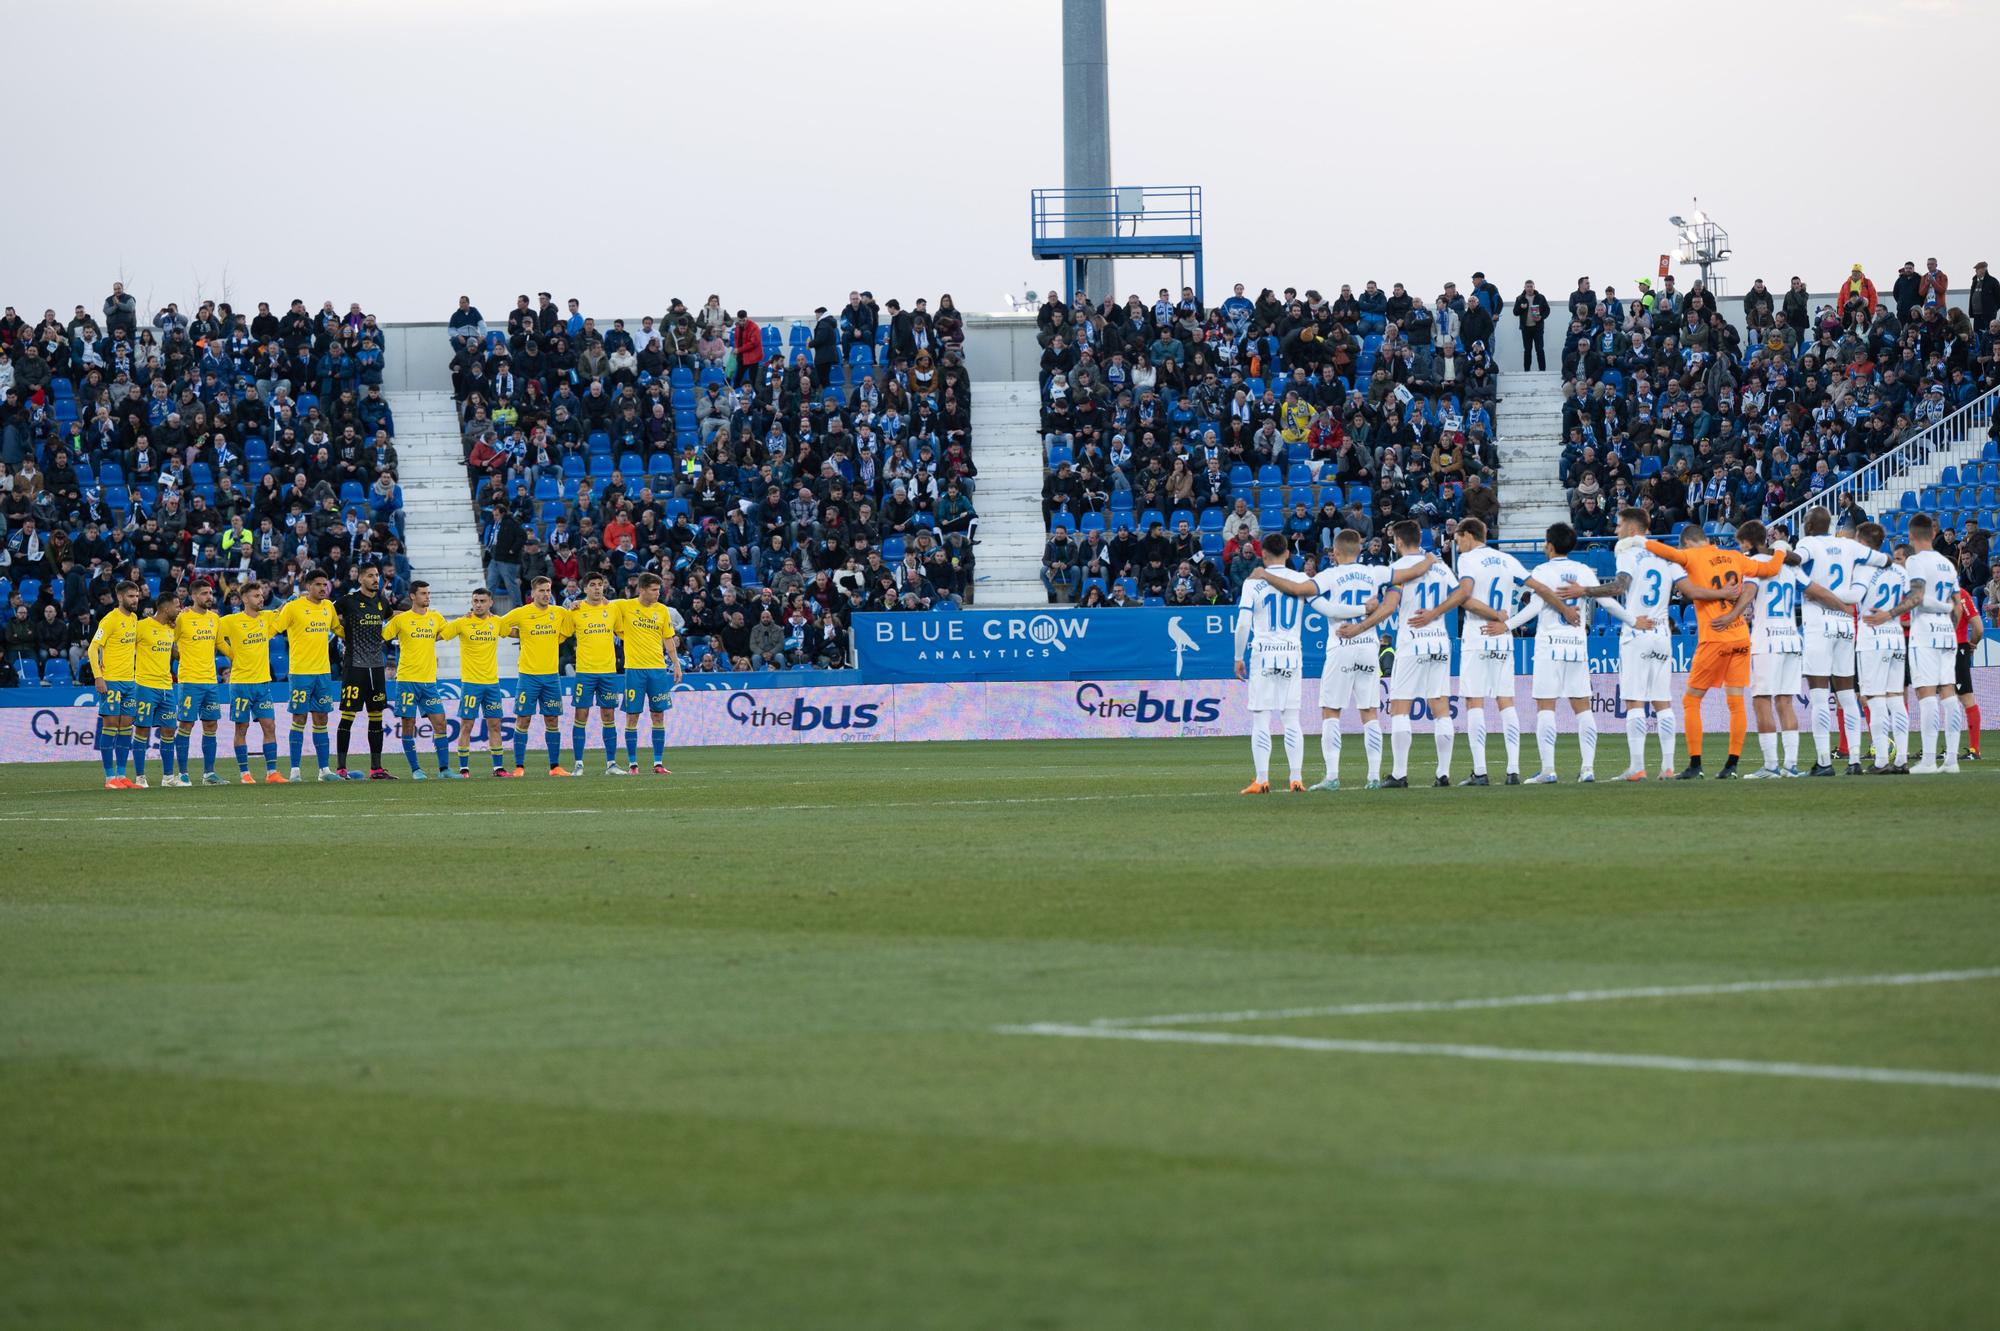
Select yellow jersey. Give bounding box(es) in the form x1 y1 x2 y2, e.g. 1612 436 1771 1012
499 604 572 676
612 598 677 669
134 616 179 689
273 596 342 675
89 607 141 682
174 609 222 685
569 601 621 673
384 609 450 685
444 613 503 685
217 610 279 685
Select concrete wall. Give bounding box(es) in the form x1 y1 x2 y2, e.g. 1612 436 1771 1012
375 286 1973 398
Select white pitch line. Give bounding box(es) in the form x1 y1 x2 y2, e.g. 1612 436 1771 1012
1090 968 2000 1029
996 1023 2000 1092
0 789 1217 825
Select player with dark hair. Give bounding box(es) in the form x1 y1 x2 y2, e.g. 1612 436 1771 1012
333 564 397 780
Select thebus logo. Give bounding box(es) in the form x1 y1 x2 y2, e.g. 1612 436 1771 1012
29 710 99 747
725 692 882 732
1074 683 1222 724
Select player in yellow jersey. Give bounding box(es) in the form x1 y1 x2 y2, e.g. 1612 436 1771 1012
611 571 684 774
173 580 225 784
218 581 286 782
497 575 574 776
567 572 625 774
272 572 344 781
88 580 144 788
383 579 457 779
130 587 183 789
441 587 509 776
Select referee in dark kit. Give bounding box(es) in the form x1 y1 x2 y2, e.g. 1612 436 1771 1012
333 563 397 780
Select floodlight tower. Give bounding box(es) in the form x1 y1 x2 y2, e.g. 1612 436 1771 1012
1669 201 1732 294
1062 0 1114 305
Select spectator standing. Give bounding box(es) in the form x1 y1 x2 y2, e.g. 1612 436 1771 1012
1513 280 1550 371
485 504 525 608
103 282 137 338
732 311 763 387
1918 257 1950 309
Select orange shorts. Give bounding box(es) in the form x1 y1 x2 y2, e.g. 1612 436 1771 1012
1688 641 1751 691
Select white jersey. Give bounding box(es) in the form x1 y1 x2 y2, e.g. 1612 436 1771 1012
1904 550 1961 651
1390 553 1456 659
1614 545 1677 633
1856 562 1908 654
1796 534 1885 628
1749 559 1807 650
1455 545 1528 639
1523 556 1594 652
1237 578 1305 653
1311 563 1391 645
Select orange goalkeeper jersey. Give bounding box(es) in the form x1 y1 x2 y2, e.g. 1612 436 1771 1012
1644 541 1786 646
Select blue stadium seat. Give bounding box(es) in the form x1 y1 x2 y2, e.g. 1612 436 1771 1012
1320 482 1344 508
849 344 875 366
1255 465 1283 498
1138 509 1165 531
1198 507 1224 533
1169 509 1195 532
143 573 160 599
669 365 695 389
13 657 35 685
664 499 691 521
1259 504 1284 531
340 482 365 508
1079 513 1106 534
674 411 698 435
588 456 612 478
1081 577 1108 598
1227 464 1253 494
1200 532 1223 556
881 536 905 563
41 658 71 686
648 453 675 477
788 323 810 349
191 463 214 487
561 456 586 480
49 378 74 399
1110 509 1135 532
1046 440 1074 467
760 326 782 360
1049 513 1074 534
671 386 696 410
533 476 559 501
1287 463 1314 491
1941 465 1960 487
618 453 644 478
1899 490 1918 511
18 578 41 604
1117 578 1139 599
587 431 612 456
0 578 9 604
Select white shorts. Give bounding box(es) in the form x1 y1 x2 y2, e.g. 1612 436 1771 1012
1910 639 1957 690
1247 644 1303 712
1388 634 1451 703
1857 645 1906 698
1750 643 1804 698
1531 652 1591 701
1457 635 1515 699
1802 621 1857 678
1618 630 1673 703
1318 641 1382 713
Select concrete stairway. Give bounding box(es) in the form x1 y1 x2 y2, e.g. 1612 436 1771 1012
387 389 486 675
1495 369 1569 542
969 381 1049 606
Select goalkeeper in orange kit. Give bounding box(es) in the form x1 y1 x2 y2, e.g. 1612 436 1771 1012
1619 520 1804 778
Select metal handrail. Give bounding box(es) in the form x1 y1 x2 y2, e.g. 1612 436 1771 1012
1029 186 1202 241
1773 382 1999 532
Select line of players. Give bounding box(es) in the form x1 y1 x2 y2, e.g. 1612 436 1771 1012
1231 507 1982 790
85 569 685 788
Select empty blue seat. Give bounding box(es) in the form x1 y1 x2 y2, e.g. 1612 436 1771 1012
670 387 696 410
12 657 35 685
1198 507 1224 533
18 578 42 604
588 456 612 478
1256 465 1283 494
533 476 559 500
669 365 695 388
340 482 365 507
49 378 74 398
1046 441 1074 467
1110 509 1135 532
1286 463 1314 489
1079 513 1106 534
1138 509 1166 531
41 658 71 686
191 463 214 486
664 498 691 520
760 326 782 359
618 452 644 478
1049 513 1074 533
1320 482 1345 507
1941 465 1960 487
1227 464 1253 493
1259 505 1284 530
881 536 906 563
1200 532 1223 556
587 431 612 455
674 411 698 434
561 455 586 480
648 454 675 477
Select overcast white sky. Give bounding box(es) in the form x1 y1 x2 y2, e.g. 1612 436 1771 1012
4 0 1994 323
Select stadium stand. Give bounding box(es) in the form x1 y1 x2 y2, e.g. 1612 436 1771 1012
0 290 403 686
442 291 974 670
1035 278 1503 603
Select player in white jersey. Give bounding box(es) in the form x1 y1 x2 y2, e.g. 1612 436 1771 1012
1233 532 1308 792
1493 522 1594 782
1741 522 1809 778
1555 506 1679 781
1898 513 1964 773
1449 518 1552 785
1851 522 1912 775
1374 520 1461 787
1794 507 1889 775
1252 528 1389 789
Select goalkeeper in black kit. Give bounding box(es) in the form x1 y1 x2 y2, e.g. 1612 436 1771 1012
333 564 398 780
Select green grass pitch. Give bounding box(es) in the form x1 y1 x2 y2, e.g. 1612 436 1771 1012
3 735 1997 1329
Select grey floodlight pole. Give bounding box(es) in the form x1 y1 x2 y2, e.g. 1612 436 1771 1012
1062 0 1113 307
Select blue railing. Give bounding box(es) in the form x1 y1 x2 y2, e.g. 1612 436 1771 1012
1029 186 1202 246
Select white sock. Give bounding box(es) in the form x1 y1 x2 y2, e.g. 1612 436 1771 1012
1890 698 1909 765
1320 718 1342 783
1577 709 1598 776
1501 706 1521 776
1657 706 1678 776
1467 703 1489 776
1363 718 1383 781
1945 694 1965 758
1433 713 1455 778
1757 727 1778 770
1536 710 1557 775
1391 714 1412 779
1868 698 1892 767
1837 688 1863 764
1251 711 1272 782
1281 708 1304 784
1919 695 1940 763
1809 686 1832 766
1781 726 1800 769
1627 708 1649 772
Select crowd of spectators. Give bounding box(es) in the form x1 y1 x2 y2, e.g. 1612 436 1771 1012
1035 275 1506 603
0 286 406 686
449 290 977 672
1555 260 2000 556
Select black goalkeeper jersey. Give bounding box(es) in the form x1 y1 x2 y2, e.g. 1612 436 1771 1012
333 591 394 670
